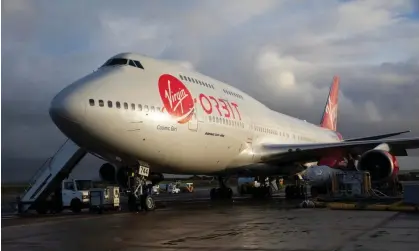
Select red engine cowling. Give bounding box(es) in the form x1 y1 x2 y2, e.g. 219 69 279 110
356 150 399 182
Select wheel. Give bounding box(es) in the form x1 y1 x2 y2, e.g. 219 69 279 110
70 198 82 213
141 195 155 211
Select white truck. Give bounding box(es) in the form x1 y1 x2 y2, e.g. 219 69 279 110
17 178 94 214
61 179 93 213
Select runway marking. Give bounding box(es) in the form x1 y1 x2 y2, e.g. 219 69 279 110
2 214 18 220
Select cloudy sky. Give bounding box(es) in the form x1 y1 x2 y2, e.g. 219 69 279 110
2 0 419 182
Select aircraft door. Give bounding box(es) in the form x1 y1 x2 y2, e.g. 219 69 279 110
188 98 203 131
246 122 255 160
188 109 198 131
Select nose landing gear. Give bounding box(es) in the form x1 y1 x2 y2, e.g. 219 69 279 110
126 162 156 212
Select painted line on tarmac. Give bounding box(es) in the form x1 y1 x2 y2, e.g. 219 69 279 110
2 214 18 220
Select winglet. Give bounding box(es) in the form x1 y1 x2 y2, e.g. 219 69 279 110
320 76 340 131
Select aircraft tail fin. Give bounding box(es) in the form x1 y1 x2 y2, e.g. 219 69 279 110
320 76 340 131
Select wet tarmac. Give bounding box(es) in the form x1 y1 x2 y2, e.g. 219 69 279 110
2 194 419 251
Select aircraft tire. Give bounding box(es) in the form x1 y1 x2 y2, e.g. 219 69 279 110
141 195 156 211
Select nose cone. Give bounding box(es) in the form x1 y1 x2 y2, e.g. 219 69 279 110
49 86 86 127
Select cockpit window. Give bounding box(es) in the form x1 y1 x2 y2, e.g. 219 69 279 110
101 57 144 69
107 58 128 66
133 60 144 69
128 60 136 67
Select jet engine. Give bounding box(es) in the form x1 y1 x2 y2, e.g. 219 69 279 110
356 150 399 182
98 163 164 187
98 163 128 187
149 172 165 185
99 163 116 183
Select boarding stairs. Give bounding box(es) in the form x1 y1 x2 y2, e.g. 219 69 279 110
18 139 87 213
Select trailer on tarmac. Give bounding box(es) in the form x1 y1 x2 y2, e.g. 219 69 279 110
89 186 121 213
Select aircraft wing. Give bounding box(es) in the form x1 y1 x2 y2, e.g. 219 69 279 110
259 137 419 164
343 130 411 142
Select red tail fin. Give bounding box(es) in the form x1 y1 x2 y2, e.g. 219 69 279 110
320 76 339 131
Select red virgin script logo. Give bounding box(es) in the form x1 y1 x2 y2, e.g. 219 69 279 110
158 74 195 124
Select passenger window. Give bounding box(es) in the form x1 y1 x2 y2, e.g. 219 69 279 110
89 99 95 106
131 103 135 110
187 77 192 82
151 106 155 112
108 101 113 108
144 105 149 112
138 104 142 111
116 102 121 109
216 117 220 123
123 102 128 109
180 75 184 80
99 100 104 107
156 107 161 112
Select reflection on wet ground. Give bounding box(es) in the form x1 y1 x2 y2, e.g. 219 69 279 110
2 199 419 251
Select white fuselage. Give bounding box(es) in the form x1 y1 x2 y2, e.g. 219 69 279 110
49 53 342 175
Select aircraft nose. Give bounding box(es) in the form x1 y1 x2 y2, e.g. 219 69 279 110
49 86 86 125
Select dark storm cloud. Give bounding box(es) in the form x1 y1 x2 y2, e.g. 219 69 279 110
2 0 419 182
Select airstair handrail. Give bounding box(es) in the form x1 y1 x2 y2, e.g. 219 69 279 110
22 139 70 194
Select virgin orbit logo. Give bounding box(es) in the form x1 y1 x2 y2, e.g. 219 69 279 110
158 74 194 124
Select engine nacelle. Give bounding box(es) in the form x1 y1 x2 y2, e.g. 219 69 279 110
356 150 399 182
99 163 116 183
98 163 164 188
149 172 165 185
99 163 129 188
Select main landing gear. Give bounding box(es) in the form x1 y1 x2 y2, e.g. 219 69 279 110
126 162 156 212
210 176 233 200
210 176 274 201
250 177 274 199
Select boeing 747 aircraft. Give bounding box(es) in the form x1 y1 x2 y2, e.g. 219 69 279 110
48 52 419 210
